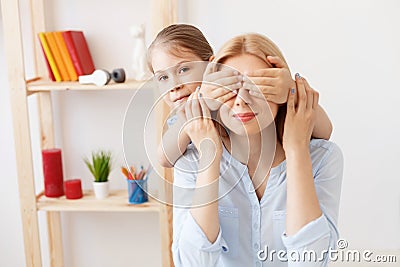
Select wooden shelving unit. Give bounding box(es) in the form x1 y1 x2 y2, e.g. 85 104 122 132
1 0 177 266
27 78 149 92
36 190 161 212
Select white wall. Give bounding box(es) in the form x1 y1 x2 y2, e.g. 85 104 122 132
180 0 400 251
1 0 399 267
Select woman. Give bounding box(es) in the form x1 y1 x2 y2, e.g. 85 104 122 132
172 33 344 266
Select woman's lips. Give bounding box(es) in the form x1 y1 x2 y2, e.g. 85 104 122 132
233 112 256 123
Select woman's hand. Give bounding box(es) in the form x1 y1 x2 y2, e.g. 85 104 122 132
183 88 223 159
243 56 295 104
283 74 319 153
200 63 241 111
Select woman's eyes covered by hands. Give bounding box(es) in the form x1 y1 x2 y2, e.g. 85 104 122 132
200 63 242 110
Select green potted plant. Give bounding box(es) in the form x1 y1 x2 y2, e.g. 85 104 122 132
84 150 112 199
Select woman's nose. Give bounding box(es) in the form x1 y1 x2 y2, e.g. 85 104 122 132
234 88 252 106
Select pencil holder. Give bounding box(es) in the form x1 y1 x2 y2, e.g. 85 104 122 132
127 179 148 204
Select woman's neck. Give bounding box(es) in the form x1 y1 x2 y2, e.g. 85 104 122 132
222 126 286 178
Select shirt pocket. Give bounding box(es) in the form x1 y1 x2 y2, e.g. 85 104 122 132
272 210 286 247
218 205 239 258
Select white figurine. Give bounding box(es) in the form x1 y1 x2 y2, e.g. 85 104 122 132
130 24 151 80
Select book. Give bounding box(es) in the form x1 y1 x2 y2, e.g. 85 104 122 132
62 31 95 76
53 31 78 81
38 32 62 82
45 32 70 81
39 39 55 81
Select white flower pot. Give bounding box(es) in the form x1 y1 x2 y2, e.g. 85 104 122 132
93 181 109 199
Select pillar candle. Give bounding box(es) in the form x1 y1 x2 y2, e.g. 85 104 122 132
42 149 64 197
64 179 83 199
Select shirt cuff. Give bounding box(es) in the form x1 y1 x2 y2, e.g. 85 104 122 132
281 214 331 249
180 212 228 253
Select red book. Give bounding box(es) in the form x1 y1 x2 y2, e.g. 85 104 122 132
62 31 95 76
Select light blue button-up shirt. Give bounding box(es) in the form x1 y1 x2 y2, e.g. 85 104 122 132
172 139 343 267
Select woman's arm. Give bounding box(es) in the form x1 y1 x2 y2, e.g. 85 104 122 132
284 75 322 235
282 75 343 266
312 104 332 140
172 91 224 266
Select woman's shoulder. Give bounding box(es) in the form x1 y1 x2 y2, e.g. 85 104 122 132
309 139 344 172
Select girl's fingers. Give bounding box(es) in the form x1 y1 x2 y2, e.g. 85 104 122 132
267 56 286 68
216 91 237 104
207 69 239 82
295 73 307 113
243 82 276 95
209 84 241 99
204 62 215 76
246 68 280 77
215 75 242 87
303 78 319 109
248 90 265 100
245 76 276 87
303 77 313 110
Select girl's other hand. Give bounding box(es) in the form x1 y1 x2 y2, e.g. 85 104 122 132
200 63 241 111
183 88 222 159
283 74 319 153
243 56 295 104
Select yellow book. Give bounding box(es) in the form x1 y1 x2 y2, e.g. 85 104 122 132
38 32 62 82
45 32 70 81
53 31 78 81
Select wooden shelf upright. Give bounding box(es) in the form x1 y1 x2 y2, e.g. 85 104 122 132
1 0 177 266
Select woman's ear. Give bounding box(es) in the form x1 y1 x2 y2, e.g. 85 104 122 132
209 55 215 62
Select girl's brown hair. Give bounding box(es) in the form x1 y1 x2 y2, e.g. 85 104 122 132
214 33 291 144
148 24 213 72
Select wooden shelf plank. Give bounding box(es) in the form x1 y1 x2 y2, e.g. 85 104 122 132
27 78 151 92
37 190 161 212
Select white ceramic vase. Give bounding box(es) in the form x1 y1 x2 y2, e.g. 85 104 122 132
93 181 109 199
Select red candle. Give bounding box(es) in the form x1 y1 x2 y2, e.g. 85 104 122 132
42 149 64 197
64 179 83 199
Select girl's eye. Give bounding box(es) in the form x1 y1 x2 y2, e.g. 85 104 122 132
178 66 190 74
158 75 168 81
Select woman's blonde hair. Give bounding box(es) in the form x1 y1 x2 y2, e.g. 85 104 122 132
148 24 213 72
214 33 290 144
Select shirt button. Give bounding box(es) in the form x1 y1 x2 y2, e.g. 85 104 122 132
253 223 258 229
254 243 259 249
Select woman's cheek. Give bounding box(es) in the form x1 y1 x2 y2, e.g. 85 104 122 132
267 101 279 118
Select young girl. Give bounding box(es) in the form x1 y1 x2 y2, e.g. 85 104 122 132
148 24 333 168
172 33 343 267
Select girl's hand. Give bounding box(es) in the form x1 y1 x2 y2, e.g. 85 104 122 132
243 56 295 104
200 63 241 111
283 74 319 153
183 89 222 159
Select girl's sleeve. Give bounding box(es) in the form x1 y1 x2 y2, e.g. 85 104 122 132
281 141 344 267
171 152 227 267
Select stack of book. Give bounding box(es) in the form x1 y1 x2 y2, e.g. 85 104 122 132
38 31 95 82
